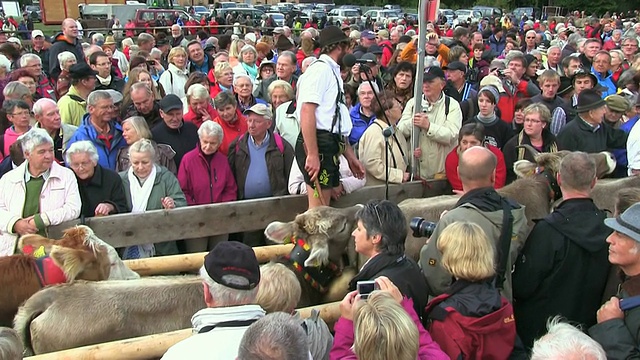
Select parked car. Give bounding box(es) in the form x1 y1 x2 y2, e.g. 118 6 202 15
134 8 195 29
513 7 538 20
315 3 335 13
266 12 285 26
438 8 455 24
472 6 502 19
454 9 483 23
25 4 42 22
214 7 265 25
361 9 401 24
327 8 359 25
190 5 210 18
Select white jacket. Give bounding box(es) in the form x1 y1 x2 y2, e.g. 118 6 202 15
159 63 189 99
0 161 81 256
161 305 265 360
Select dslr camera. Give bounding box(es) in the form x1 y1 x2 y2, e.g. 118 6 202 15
410 217 437 238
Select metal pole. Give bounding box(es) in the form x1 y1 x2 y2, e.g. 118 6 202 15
411 0 428 180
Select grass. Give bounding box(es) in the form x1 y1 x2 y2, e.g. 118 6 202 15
34 22 62 36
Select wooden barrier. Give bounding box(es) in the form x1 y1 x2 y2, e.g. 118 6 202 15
26 301 341 360
49 181 449 248
125 244 294 276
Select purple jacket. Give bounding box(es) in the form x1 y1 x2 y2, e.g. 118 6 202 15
177 145 237 205
329 298 449 360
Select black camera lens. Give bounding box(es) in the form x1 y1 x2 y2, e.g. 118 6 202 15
409 217 437 238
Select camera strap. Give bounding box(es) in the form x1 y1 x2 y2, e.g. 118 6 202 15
495 199 514 290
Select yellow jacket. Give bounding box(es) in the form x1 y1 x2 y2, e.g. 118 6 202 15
58 85 87 127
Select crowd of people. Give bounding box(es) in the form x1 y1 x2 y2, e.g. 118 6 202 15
0 6 639 359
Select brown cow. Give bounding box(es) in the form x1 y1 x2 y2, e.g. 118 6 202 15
0 226 112 327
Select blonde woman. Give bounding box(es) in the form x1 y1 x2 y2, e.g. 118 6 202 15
227 38 245 68
425 221 517 359
116 116 177 174
210 61 234 99
331 276 447 360
159 46 189 98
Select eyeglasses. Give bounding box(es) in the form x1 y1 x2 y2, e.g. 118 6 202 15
524 118 542 124
367 202 384 228
69 161 93 170
9 110 30 117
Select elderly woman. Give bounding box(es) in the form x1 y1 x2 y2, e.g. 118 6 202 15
0 54 11 81
358 90 409 186
210 61 234 99
349 82 378 145
503 103 558 184
212 90 247 155
159 46 189 98
116 116 177 174
119 138 186 258
66 141 128 218
273 82 299 148
232 44 259 84
348 200 430 316
55 51 77 98
385 61 415 110
2 100 32 158
268 79 293 114
178 120 237 252
610 50 625 86
184 84 219 128
233 74 266 112
10 68 39 102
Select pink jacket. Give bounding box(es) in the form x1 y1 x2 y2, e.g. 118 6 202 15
329 298 450 360
177 145 237 206
0 161 81 256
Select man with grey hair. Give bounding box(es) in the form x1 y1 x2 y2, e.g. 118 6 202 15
58 63 97 127
66 90 125 170
137 33 155 53
2 81 32 107
91 32 105 46
543 45 563 75
161 242 265 359
513 151 611 348
254 51 298 101
33 98 77 164
170 24 189 48
20 53 55 100
0 128 81 256
561 33 582 59
237 312 310 360
49 18 85 81
532 317 606 360
121 83 162 128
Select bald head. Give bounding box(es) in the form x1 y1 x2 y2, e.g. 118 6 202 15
458 146 497 186
62 18 79 39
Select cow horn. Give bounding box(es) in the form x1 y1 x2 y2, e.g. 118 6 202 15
516 144 540 158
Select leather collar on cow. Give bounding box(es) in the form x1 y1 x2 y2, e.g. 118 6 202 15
534 166 563 202
33 256 67 287
284 235 341 293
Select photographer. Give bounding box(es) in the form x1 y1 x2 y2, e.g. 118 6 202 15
419 146 528 301
348 200 429 318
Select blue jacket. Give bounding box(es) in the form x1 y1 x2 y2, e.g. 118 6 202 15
489 35 506 57
67 114 126 171
613 116 640 170
349 103 376 145
591 67 617 98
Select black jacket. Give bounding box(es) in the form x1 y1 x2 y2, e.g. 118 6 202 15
502 130 558 184
121 101 163 129
349 253 429 319
94 76 125 93
253 74 299 102
151 121 199 168
77 164 129 219
48 32 85 80
557 115 628 153
513 198 611 348
33 48 51 77
468 115 514 149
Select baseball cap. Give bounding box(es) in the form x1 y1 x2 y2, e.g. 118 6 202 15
69 63 97 80
423 66 446 82
159 94 183 113
605 203 640 242
31 30 44 38
244 103 273 119
361 53 378 63
480 75 506 93
7 37 21 46
204 242 260 290
273 27 284 34
361 30 376 40
376 29 389 39
367 44 383 55
443 61 466 72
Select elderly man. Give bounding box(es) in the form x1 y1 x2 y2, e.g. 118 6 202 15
89 51 124 92
137 33 155 53
237 313 310 360
589 202 640 359
558 89 628 153
67 90 125 170
228 104 294 246
49 18 84 81
603 29 624 51
188 40 214 74
151 94 198 168
33 98 77 164
543 45 563 75
0 128 81 256
580 38 601 71
161 241 265 359
102 36 128 75
397 66 462 179
254 51 298 102
31 30 50 77
513 152 611 348
421 146 528 300
170 24 189 48
621 37 639 69
121 83 162 128
591 51 617 98
58 63 97 127
20 54 55 100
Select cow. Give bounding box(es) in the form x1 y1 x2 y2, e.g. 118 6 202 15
0 225 138 327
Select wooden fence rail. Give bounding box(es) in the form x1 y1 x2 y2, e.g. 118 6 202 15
48 181 449 249
25 301 341 360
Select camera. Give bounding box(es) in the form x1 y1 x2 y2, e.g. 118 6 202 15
146 60 156 66
357 280 379 300
497 69 506 77
410 217 437 238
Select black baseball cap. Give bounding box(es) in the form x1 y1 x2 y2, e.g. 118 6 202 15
423 66 446 82
204 242 260 290
443 61 466 72
159 94 183 113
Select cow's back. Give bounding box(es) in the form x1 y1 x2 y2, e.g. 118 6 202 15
0 255 41 327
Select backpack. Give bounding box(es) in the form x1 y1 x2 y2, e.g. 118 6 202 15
237 132 285 154
424 283 516 360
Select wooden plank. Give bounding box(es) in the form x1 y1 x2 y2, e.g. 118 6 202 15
48 181 448 249
26 302 341 360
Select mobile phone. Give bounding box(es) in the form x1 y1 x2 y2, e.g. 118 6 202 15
357 280 379 300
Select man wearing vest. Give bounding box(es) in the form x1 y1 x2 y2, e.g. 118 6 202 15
420 146 528 301
161 242 265 359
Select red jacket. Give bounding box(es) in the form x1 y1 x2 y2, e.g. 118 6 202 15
378 40 394 67
445 145 506 191
497 79 530 123
177 145 237 205
184 103 219 129
213 110 247 156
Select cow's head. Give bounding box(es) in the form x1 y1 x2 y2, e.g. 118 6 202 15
265 205 362 268
514 146 616 180
19 226 140 280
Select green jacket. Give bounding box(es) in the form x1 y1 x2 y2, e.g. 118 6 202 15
119 165 187 211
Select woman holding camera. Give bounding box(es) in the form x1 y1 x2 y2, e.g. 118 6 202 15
348 200 429 318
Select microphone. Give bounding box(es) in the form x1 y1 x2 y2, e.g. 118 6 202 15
342 54 377 68
382 126 394 138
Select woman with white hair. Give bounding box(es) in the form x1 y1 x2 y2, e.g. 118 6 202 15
55 51 77 98
232 44 259 83
119 138 186 258
210 61 234 99
116 116 177 174
66 140 128 218
177 120 236 252
184 84 219 128
0 54 11 80
159 47 189 98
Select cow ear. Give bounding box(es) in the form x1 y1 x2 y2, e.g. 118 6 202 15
49 245 96 281
264 221 295 244
18 234 56 255
513 160 537 179
304 237 329 267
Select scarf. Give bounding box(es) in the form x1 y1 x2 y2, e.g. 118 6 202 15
123 165 157 259
241 62 258 81
475 113 498 126
96 74 112 86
